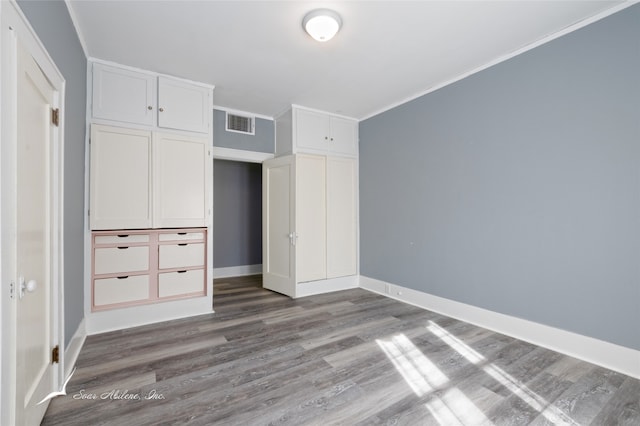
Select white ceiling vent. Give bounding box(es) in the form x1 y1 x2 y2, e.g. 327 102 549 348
226 112 255 135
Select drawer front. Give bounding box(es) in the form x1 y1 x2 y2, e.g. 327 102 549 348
159 232 204 242
94 275 149 306
159 243 204 269
94 246 149 274
158 269 204 298
95 234 149 245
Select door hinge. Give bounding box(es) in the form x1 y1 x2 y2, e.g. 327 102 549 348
52 345 60 364
9 281 15 299
51 108 60 127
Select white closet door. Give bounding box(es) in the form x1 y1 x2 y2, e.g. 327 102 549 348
296 154 327 282
327 156 357 278
90 125 152 230
262 156 296 297
153 132 209 228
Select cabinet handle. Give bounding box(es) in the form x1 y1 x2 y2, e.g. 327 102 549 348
177 232 187 235
178 243 187 246
117 276 129 279
147 106 152 110
117 246 129 250
177 270 187 274
159 107 164 112
117 234 129 238
330 138 334 141
324 136 328 140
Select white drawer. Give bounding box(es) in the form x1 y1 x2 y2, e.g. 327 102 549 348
159 232 204 242
158 269 204 298
95 234 149 245
94 275 149 306
94 246 149 274
159 243 204 269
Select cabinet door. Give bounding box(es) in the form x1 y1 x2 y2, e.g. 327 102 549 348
90 125 152 230
326 157 357 278
329 117 358 156
158 77 210 133
92 63 155 126
153 132 209 228
295 108 329 153
296 155 327 282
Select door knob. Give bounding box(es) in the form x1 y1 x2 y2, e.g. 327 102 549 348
18 277 37 299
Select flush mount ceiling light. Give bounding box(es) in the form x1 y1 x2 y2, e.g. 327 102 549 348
302 9 342 42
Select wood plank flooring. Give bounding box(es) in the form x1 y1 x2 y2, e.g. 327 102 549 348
42 275 640 425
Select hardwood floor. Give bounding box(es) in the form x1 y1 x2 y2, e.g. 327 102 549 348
43 275 639 425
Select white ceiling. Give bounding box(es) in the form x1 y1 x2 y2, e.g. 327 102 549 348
67 1 628 120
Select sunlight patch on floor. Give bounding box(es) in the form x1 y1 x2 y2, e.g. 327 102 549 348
426 387 493 426
377 334 492 425
426 321 579 426
377 334 447 396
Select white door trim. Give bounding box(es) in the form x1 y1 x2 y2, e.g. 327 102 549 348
0 1 66 424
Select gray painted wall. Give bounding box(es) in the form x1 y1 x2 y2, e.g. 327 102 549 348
213 109 274 153
17 0 87 347
212 108 271 269
360 5 640 350
213 160 262 268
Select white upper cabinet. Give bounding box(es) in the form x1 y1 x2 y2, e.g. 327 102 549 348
327 116 358 156
92 63 156 126
157 77 210 133
91 62 212 134
295 109 331 152
276 106 358 157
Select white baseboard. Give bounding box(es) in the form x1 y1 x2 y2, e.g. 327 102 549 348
359 276 640 379
64 318 87 378
297 275 359 298
213 264 262 279
86 295 213 335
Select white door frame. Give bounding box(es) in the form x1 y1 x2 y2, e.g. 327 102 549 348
0 1 66 424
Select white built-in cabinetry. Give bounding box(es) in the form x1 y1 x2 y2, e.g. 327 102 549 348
91 229 206 311
92 63 210 133
90 124 209 230
266 105 359 298
263 154 357 298
275 106 358 157
87 60 213 320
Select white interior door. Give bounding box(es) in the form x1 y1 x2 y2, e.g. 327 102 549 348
262 156 296 297
15 40 56 426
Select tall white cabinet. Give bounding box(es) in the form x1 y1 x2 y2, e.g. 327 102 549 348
86 60 214 332
264 106 359 298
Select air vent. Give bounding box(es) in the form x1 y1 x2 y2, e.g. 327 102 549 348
226 112 255 135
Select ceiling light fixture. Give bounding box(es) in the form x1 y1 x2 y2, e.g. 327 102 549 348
302 9 342 42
